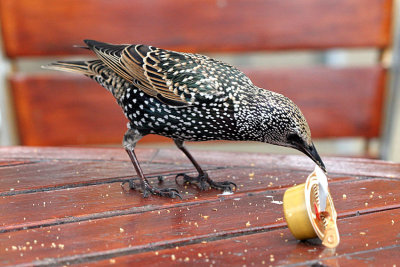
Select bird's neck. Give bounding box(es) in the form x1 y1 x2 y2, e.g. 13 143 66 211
234 90 268 142
234 88 287 144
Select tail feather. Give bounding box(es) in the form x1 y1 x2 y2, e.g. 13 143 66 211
42 61 94 76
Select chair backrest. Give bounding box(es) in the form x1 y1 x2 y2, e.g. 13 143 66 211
0 0 393 146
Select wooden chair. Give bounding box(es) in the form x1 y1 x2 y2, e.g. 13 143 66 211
0 0 393 153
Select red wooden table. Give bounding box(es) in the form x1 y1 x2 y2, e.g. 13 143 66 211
1 146 399 266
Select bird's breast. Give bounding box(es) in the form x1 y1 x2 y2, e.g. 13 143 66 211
121 86 241 141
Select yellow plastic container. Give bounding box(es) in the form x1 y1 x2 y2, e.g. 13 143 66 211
283 169 340 248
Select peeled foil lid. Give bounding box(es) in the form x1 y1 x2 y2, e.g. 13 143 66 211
315 166 329 211
307 166 340 248
283 165 340 248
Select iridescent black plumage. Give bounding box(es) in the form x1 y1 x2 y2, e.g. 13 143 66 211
45 40 326 198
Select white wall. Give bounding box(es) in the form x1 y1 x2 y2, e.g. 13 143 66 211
0 22 17 146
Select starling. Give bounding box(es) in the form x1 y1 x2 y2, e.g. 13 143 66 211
45 40 326 199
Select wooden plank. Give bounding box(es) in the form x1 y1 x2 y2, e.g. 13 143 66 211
10 74 182 145
0 160 198 194
1 147 400 179
0 146 154 162
0 182 398 266
0 160 32 167
0 171 391 234
1 148 398 265
86 209 400 266
245 66 386 138
0 191 286 265
90 246 400 266
320 246 400 266
10 66 385 145
0 0 392 57
151 148 400 178
0 167 346 232
10 75 127 145
0 169 300 232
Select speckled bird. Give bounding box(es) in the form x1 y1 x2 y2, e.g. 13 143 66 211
45 40 326 198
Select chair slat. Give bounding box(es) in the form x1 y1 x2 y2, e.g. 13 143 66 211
0 0 392 57
11 75 126 145
245 66 386 138
10 66 385 145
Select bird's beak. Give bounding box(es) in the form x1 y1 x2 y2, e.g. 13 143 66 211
298 142 327 173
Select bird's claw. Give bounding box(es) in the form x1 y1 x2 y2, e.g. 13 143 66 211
121 178 182 199
121 179 136 190
175 173 208 190
175 173 236 192
209 180 237 192
157 175 165 183
144 187 182 199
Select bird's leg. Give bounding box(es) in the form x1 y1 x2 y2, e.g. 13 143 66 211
122 129 181 199
174 139 236 192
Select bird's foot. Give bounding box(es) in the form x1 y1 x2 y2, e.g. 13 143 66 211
121 178 182 199
121 179 136 190
208 180 237 192
175 173 209 190
142 185 182 199
175 172 236 192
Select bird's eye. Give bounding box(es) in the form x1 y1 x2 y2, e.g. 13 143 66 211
287 134 302 145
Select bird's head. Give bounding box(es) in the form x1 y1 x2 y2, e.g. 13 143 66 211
284 130 327 173
239 90 326 173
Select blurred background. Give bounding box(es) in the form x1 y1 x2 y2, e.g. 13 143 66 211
0 0 399 161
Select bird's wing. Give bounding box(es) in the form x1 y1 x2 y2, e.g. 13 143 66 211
84 40 250 107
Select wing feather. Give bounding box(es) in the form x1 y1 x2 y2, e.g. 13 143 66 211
84 40 250 107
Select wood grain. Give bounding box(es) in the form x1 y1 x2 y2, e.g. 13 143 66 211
0 0 392 57
245 66 386 138
0 166 346 231
0 191 287 265
0 179 398 265
10 66 385 145
0 172 394 234
0 160 199 195
0 160 30 167
0 147 399 266
0 146 155 162
150 148 400 178
10 74 127 145
2 147 399 178
87 209 400 266
320 246 400 266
